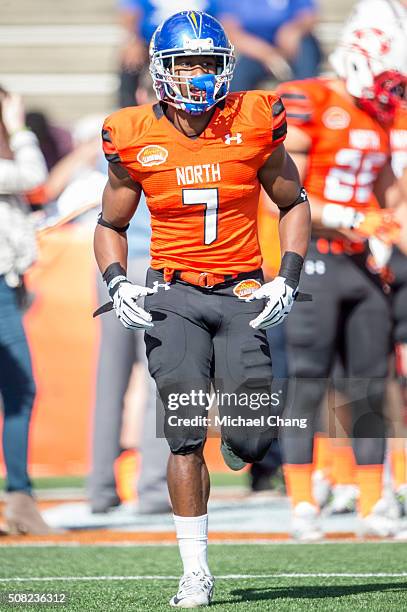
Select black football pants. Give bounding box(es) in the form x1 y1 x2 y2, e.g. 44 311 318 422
144 268 280 462
281 240 392 466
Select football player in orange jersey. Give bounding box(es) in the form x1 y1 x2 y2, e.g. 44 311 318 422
93 10 311 608
278 22 407 540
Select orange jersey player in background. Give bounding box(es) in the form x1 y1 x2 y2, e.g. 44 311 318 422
280 78 390 216
277 23 407 541
94 11 311 608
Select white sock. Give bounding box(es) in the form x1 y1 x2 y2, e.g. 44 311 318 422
173 513 210 576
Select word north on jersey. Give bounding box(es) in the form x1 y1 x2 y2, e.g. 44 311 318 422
176 163 222 186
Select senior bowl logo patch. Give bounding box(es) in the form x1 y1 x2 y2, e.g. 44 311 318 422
233 279 261 300
137 145 168 167
322 107 351 130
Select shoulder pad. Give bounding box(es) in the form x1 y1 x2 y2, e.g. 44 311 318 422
276 79 328 126
102 105 155 164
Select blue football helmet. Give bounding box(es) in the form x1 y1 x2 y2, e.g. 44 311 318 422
149 11 235 115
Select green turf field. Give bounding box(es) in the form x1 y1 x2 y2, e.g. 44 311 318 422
0 543 406 611
0 472 248 491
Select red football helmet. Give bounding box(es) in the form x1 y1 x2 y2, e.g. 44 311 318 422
358 69 407 125
330 26 407 124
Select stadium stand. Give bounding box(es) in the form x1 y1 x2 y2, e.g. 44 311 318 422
0 0 356 125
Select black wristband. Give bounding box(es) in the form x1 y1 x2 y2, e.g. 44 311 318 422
279 251 304 290
102 262 128 297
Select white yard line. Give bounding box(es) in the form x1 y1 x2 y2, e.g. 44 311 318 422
0 539 405 547
0 573 407 582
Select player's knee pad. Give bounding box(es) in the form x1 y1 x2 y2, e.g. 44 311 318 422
166 436 206 456
164 407 207 455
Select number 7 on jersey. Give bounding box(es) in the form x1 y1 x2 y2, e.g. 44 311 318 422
183 188 219 245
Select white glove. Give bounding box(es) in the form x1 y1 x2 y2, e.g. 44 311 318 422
112 281 155 330
247 276 297 329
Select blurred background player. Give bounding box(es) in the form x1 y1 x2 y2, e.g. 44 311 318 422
208 0 321 91
0 88 54 534
117 0 208 107
311 0 407 521
279 21 407 539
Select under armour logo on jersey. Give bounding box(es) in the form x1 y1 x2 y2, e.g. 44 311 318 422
224 133 243 145
153 280 171 292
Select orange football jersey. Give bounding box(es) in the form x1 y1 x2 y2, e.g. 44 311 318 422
277 78 391 210
102 91 286 275
390 106 407 178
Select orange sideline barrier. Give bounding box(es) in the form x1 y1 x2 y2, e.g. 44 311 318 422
15 225 99 476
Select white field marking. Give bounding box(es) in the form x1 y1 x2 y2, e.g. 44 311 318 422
0 539 406 547
1 573 407 583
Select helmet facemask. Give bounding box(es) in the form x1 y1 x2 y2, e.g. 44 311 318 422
150 45 235 115
149 11 236 115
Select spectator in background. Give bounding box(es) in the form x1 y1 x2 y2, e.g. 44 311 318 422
25 111 72 171
117 0 208 107
209 0 321 91
0 88 54 534
43 113 107 223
